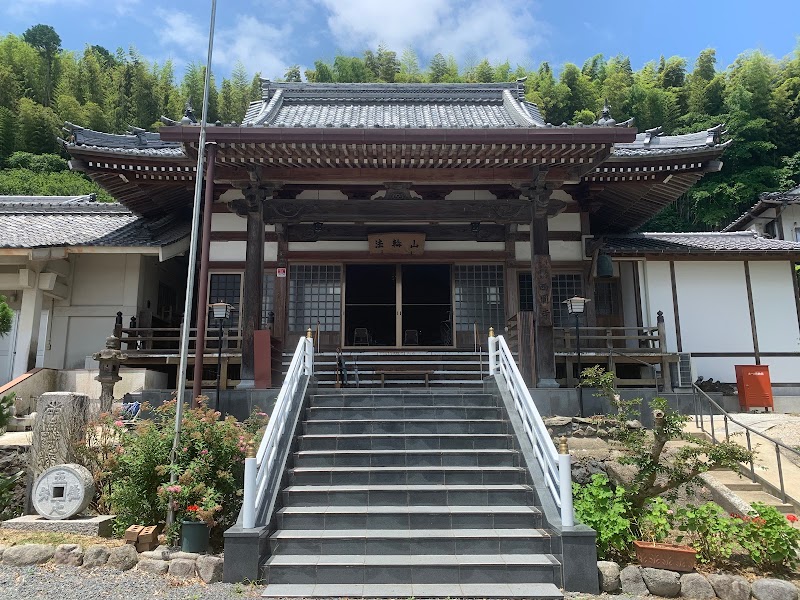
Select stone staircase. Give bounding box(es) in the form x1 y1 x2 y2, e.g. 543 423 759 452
260 388 564 598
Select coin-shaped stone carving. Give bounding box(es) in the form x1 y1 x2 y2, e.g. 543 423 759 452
32 463 95 520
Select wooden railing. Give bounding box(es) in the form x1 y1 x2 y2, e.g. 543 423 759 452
114 326 242 355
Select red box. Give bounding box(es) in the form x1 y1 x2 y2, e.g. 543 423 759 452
735 365 773 411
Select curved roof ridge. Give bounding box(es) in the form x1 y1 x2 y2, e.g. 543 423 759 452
502 89 542 127
250 88 285 126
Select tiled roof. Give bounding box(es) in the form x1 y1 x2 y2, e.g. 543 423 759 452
0 195 190 248
62 122 186 158
600 232 800 254
722 184 800 232
611 125 729 158
244 82 547 128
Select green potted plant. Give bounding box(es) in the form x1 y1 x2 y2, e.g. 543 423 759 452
634 498 696 572
178 491 220 553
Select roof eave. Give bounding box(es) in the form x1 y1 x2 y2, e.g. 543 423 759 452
158 125 638 145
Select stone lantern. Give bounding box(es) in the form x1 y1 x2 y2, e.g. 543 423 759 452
92 335 128 413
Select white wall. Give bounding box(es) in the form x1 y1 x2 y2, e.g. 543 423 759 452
640 261 676 350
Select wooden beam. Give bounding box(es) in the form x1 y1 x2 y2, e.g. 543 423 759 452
286 223 507 242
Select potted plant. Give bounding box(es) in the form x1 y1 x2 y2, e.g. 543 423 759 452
634 498 696 572
179 495 220 553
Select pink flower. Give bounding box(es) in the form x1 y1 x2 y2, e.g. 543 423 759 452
201 449 208 455
114 420 124 427
182 447 188 452
166 484 182 494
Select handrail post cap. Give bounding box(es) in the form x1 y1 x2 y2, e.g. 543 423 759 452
246 440 256 459
489 327 495 338
306 327 313 339
558 436 569 454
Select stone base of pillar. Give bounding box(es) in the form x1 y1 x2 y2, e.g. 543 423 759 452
537 378 561 389
236 379 255 390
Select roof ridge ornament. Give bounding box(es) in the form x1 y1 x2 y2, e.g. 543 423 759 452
595 100 616 127
515 77 527 101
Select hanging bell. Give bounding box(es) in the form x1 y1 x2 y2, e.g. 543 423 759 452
596 253 614 278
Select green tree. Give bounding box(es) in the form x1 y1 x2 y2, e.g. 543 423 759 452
284 65 301 82
0 107 15 162
428 53 448 83
15 98 60 154
22 24 61 107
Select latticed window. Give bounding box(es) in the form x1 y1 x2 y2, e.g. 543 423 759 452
454 265 505 332
289 265 342 332
261 273 275 328
518 272 584 327
209 273 241 329
595 280 619 317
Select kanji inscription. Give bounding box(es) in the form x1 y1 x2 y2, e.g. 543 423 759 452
368 233 426 255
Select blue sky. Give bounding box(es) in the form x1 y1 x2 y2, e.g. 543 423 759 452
2 0 799 80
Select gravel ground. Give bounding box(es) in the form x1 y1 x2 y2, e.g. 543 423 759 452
0 564 260 600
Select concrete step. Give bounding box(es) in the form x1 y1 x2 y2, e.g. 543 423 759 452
262 553 562 586
269 528 553 555
309 392 496 407
737 490 796 513
282 484 534 507
276 505 543 530
303 418 509 435
261 582 563 598
293 448 520 468
710 470 763 491
305 405 503 420
290 465 525 486
298 433 512 451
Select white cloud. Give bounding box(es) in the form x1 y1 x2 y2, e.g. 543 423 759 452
154 8 205 50
313 0 548 65
214 15 295 79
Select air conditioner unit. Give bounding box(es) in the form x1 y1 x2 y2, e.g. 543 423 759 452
671 353 694 389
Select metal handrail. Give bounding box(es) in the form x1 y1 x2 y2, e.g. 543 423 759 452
692 383 800 505
242 334 314 529
488 333 574 526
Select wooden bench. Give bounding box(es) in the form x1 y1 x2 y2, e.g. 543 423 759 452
376 370 434 388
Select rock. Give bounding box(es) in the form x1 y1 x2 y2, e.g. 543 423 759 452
137 558 169 575
141 548 170 560
642 567 681 597
620 565 649 596
108 545 138 571
53 544 83 566
196 555 224 584
0 545 7 561
707 574 750 600
626 419 643 429
170 551 202 561
596 428 609 437
680 573 715 599
573 428 585 437
597 561 621 592
545 416 572 427
2 544 55 566
573 417 594 425
168 558 197 578
751 578 799 600
82 545 110 568
585 425 597 436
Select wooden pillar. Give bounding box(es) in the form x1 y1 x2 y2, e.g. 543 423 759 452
273 224 289 343
192 142 217 400
530 195 558 388
580 209 598 330
235 185 274 388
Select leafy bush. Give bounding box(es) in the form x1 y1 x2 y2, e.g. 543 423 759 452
0 392 14 430
573 473 634 560
675 502 741 563
5 151 68 172
0 469 24 520
580 366 753 511
737 503 800 571
639 497 672 543
99 398 267 541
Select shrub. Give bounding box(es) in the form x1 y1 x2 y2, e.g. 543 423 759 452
106 398 267 540
737 503 800 571
675 502 741 563
580 366 753 511
573 473 635 560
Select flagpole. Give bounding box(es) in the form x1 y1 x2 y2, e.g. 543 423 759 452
167 0 217 528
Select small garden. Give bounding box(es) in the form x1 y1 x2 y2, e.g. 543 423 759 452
574 367 800 576
72 397 269 548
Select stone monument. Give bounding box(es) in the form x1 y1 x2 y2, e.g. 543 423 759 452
30 392 89 477
92 335 127 414
32 463 94 520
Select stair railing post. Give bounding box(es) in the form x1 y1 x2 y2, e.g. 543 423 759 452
304 328 314 376
488 327 497 375
242 442 257 529
558 436 574 527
